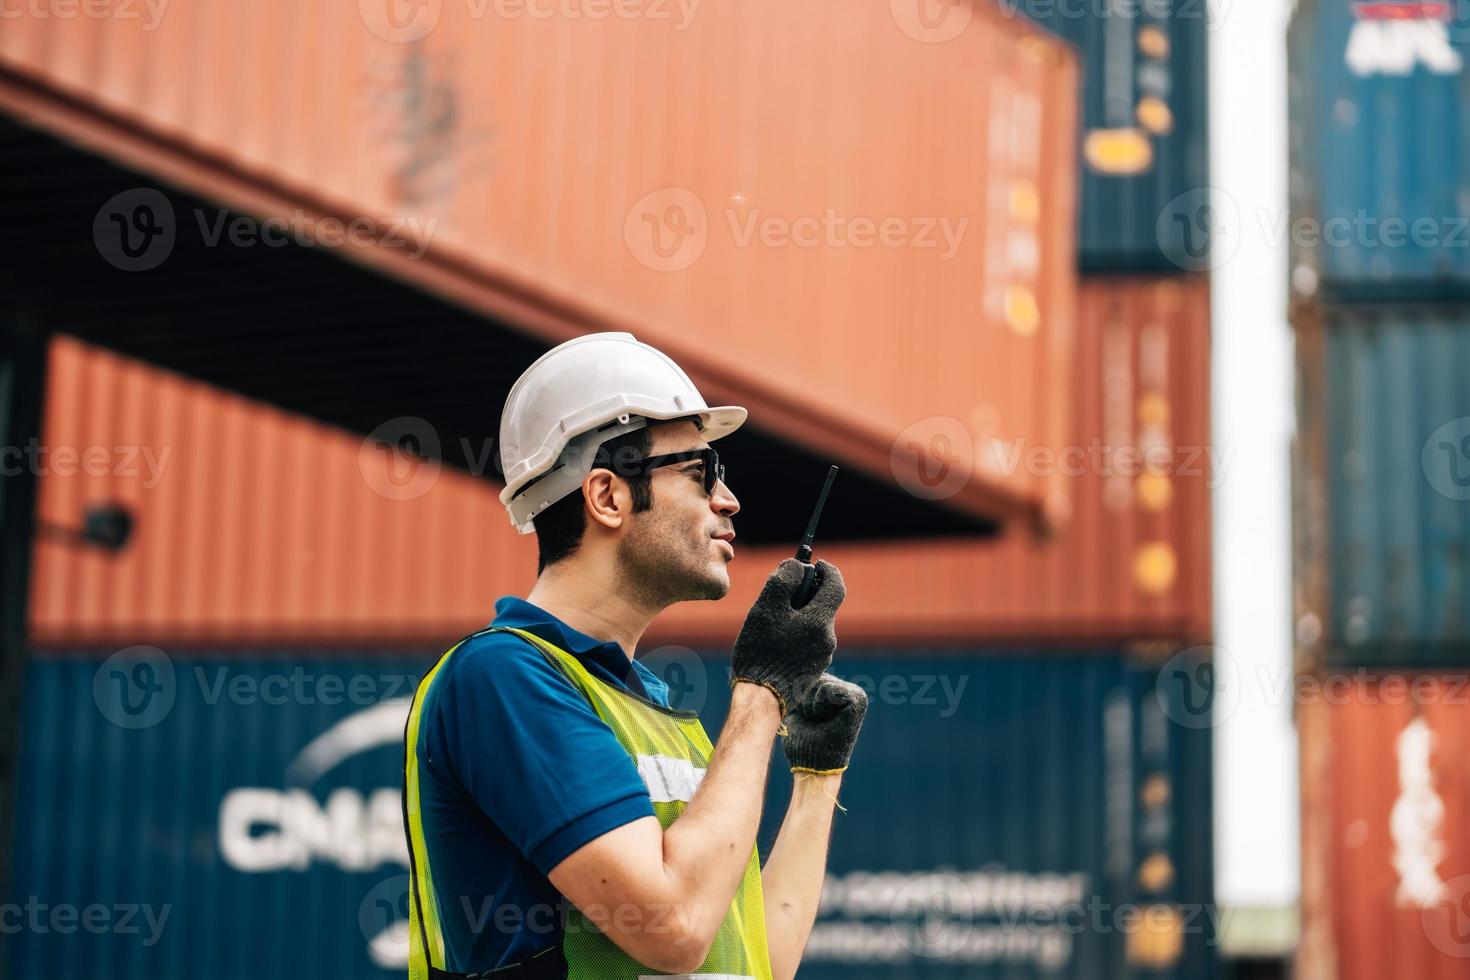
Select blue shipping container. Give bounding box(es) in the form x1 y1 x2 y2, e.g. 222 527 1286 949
5 648 1216 979
1009 0 1211 271
1289 0 1470 300
1298 307 1470 663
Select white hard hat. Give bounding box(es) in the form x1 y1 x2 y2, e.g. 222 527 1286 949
498 332 747 533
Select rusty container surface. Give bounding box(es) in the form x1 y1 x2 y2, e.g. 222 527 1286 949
1297 672 1470 980
0 0 1080 521
33 275 1207 650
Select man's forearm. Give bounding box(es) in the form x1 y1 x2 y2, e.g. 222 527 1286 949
660 682 783 950
760 771 843 980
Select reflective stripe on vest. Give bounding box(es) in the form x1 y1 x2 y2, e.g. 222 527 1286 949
403 626 773 980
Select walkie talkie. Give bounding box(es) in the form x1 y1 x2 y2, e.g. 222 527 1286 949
791 465 839 609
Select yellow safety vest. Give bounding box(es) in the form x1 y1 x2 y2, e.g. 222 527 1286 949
404 626 773 980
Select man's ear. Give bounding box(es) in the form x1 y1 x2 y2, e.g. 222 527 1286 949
583 469 627 530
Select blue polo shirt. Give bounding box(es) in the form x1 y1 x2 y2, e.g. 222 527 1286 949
414 596 671 972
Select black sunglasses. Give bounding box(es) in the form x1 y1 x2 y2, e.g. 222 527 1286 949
618 448 726 494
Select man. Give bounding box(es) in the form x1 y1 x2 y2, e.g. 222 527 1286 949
402 332 868 980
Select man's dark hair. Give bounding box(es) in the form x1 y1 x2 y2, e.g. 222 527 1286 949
532 421 670 575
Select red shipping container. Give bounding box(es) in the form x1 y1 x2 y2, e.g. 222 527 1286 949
1298 673 1470 980
0 0 1079 529
32 275 1210 649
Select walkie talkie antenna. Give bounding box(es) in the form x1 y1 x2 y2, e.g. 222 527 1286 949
796 465 839 563
792 465 839 607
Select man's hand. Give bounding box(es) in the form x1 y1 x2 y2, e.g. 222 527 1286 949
782 673 868 774
730 558 846 715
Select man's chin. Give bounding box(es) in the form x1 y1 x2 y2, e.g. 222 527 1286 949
693 564 729 602
684 562 731 602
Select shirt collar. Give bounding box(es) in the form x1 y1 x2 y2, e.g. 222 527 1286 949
490 595 637 679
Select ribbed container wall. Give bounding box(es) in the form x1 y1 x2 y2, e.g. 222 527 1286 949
1011 0 1211 271
33 276 1210 650
0 0 1081 514
702 651 1217 980
718 273 1213 647
1297 674 1470 980
1288 0 1470 301
6 648 1214 980
1292 306 1470 668
30 336 538 647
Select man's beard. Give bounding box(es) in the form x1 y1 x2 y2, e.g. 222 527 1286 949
615 509 730 607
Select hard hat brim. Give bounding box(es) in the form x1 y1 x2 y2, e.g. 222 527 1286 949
689 405 747 442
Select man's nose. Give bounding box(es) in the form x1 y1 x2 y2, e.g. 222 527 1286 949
711 479 739 517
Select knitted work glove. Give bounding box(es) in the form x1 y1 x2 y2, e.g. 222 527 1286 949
783 673 869 774
730 558 846 716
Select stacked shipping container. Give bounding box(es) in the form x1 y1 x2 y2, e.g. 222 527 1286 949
1013 0 1212 271
1294 306 1470 668
1298 674 1470 980
1288 0 1470 301
26 313 1215 975
7 648 1214 980
0 0 1082 529
31 278 1211 650
1290 1 1470 976
3 2 1219 979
